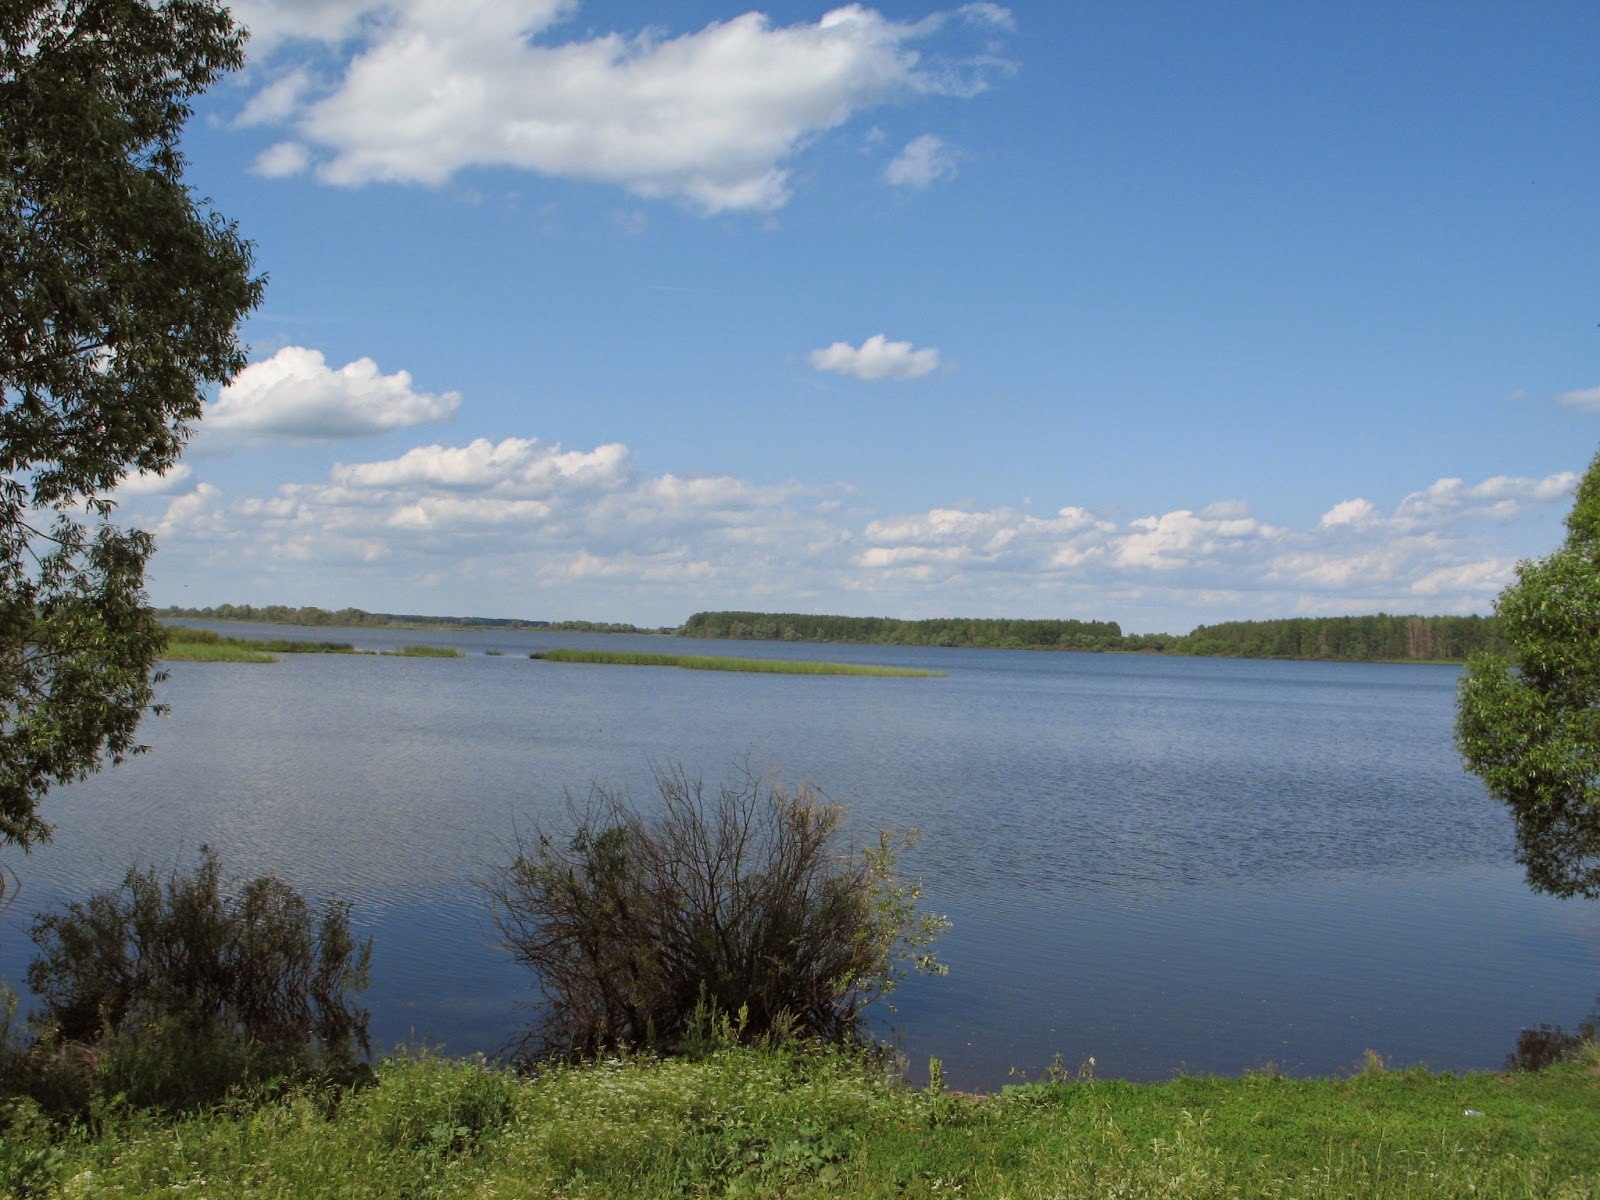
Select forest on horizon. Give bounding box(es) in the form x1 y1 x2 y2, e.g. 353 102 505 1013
156 604 1505 663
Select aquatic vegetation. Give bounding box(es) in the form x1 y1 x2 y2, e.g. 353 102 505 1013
532 648 942 677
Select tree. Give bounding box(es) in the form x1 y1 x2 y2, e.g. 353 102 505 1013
485 763 948 1060
0 1 261 846
1456 449 1600 898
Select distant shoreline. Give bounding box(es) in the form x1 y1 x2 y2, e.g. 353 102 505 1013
158 605 1501 667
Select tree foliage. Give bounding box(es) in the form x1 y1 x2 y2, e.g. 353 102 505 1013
1456 450 1600 898
486 763 948 1060
0 0 261 846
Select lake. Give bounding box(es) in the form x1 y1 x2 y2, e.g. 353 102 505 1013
2 621 1595 1089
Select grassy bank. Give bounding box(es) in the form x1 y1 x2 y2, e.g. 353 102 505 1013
6 1044 1597 1198
160 627 363 663
383 644 462 658
159 628 462 662
532 648 943 677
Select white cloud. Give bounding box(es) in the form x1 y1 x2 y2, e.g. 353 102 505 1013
1115 504 1282 571
115 464 194 499
251 140 313 177
1409 559 1514 597
1392 472 1576 526
884 133 957 188
957 2 1016 31
231 0 399 50
207 346 462 441
140 442 1578 632
809 333 941 381
156 482 226 538
236 67 317 126
236 2 1013 212
1319 497 1379 529
1558 385 1600 412
332 437 629 494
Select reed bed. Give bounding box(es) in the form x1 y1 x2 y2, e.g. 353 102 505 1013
160 626 361 662
532 648 943 677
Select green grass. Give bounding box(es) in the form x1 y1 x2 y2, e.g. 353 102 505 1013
159 626 364 663
5 1044 1597 1199
157 639 278 663
159 628 464 662
532 648 944 677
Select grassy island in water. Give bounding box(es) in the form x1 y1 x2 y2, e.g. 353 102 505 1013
531 647 944 677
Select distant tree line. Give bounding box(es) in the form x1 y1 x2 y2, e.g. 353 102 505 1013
1177 614 1506 661
682 610 1505 662
159 604 1505 662
156 603 547 630
681 611 1125 650
547 620 671 634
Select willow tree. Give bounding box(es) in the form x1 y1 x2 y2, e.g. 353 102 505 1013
1456 450 1600 898
1 0 261 846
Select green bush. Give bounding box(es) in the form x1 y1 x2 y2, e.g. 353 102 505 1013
24 846 372 1112
486 763 947 1060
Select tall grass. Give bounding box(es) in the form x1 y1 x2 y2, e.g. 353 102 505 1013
159 639 277 663
532 648 943 677
383 644 463 658
160 626 361 663
5 1045 1597 1199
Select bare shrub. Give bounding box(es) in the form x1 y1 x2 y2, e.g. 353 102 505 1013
486 762 947 1060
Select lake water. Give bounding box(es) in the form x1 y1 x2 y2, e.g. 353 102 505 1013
2 622 1595 1089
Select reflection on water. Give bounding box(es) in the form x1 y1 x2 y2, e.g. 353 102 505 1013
0 622 1596 1089
1505 996 1599 1072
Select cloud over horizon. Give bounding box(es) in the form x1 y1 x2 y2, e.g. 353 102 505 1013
129 416 1578 631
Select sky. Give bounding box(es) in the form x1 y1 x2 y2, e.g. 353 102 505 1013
119 0 1600 633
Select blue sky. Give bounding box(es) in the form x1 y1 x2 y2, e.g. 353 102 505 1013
122 0 1599 632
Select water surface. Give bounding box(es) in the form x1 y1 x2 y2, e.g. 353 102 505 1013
1 623 1593 1088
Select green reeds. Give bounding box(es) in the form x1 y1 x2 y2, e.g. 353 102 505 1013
532 647 943 677
383 644 463 658
160 626 361 663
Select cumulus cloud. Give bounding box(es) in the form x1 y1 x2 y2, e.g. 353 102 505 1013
207 347 462 441
809 334 941 381
230 0 391 50
115 464 194 499
140 445 1580 631
251 140 313 177
332 437 630 494
884 134 957 187
1559 385 1600 412
234 2 1013 212
1113 503 1282 571
1318 497 1380 529
1391 472 1576 526
235 67 317 127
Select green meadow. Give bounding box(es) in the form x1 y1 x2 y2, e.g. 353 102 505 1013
531 647 944 677
5 1044 1597 1199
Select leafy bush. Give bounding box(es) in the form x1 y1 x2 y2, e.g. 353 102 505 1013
24 846 371 1111
486 763 947 1060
